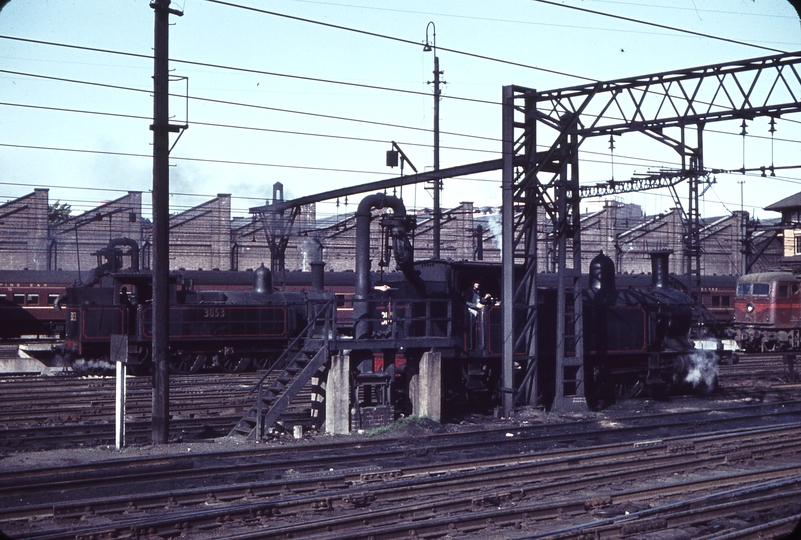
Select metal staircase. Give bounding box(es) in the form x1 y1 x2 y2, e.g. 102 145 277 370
229 298 334 440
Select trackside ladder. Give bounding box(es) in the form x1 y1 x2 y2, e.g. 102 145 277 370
229 298 334 440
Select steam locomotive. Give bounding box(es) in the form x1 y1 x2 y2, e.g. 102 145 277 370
55 239 334 375
52 192 717 412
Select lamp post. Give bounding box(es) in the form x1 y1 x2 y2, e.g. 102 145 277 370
424 22 443 259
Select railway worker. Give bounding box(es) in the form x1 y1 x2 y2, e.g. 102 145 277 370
468 282 489 349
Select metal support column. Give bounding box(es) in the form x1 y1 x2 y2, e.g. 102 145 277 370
551 117 585 413
501 86 515 417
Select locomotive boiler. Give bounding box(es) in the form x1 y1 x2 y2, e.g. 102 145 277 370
579 251 713 400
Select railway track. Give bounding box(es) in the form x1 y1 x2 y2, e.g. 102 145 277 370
1 351 800 538
2 416 800 538
0 370 314 451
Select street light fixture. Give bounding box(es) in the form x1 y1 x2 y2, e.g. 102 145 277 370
424 21 443 259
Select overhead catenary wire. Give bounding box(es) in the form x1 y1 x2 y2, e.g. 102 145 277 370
0 101 499 155
200 0 597 83
528 0 788 54
0 35 494 107
1 3 797 223
0 69 498 143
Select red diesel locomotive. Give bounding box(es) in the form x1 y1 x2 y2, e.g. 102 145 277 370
732 272 801 352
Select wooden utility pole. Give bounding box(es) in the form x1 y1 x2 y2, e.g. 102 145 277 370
150 0 182 444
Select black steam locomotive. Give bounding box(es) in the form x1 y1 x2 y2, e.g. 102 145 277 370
359 249 715 411
55 238 333 375
54 194 715 414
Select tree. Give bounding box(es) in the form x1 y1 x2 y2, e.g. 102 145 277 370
48 201 72 225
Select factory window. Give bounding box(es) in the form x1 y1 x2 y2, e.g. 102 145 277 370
753 283 770 296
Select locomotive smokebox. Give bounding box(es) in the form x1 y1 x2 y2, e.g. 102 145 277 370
650 250 673 289
253 264 273 294
589 251 616 301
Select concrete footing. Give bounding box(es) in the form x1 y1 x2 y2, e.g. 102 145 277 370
325 354 350 435
409 351 441 422
1 344 63 375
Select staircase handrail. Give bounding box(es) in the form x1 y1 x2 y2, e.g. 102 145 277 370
247 296 335 396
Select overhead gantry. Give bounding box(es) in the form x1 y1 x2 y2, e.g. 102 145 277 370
502 50 801 415
248 50 801 418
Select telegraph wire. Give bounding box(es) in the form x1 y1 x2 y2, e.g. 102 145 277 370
0 69 498 143
0 35 496 106
8 69 795 150
201 0 597 83
528 0 787 54
0 142 387 176
0 101 498 155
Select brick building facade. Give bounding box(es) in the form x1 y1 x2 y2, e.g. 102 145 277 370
0 187 786 278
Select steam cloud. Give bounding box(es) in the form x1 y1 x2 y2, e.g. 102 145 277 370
683 350 719 393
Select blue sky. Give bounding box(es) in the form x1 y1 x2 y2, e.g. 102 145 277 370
1 0 800 221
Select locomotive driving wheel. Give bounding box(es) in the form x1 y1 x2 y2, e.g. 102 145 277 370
169 352 204 374
252 355 277 370
614 377 644 399
217 353 251 373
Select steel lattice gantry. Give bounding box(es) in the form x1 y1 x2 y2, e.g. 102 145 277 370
501 50 801 415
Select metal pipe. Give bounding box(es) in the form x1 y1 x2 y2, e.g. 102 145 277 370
354 193 406 339
107 238 140 272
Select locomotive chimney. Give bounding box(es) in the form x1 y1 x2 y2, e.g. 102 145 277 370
589 251 616 300
650 250 672 289
311 261 325 292
253 264 273 294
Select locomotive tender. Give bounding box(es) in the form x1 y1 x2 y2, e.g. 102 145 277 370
56 238 332 375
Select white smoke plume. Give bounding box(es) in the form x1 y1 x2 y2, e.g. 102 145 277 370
485 211 503 256
683 350 719 393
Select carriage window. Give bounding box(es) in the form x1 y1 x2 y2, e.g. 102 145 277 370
27 294 39 305
711 296 720 307
796 236 801 254
335 294 346 307
47 294 60 305
737 283 751 295
780 285 790 298
12 293 25 304
753 283 770 296
721 296 731 307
